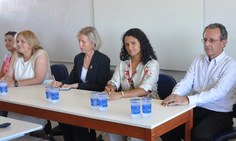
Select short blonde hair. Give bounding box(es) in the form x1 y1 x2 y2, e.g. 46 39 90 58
77 26 102 50
16 30 43 56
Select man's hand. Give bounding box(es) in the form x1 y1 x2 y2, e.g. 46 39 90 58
161 94 189 106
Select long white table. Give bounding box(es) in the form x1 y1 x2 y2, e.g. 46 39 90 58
0 85 195 141
0 116 42 141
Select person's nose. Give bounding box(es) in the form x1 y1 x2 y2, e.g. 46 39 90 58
126 44 132 50
79 42 83 47
204 40 211 47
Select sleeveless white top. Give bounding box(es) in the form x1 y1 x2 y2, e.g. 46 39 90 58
13 49 51 81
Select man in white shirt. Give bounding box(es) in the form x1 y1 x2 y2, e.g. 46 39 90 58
161 23 236 141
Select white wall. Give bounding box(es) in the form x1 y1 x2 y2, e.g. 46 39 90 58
0 0 93 63
1 0 236 74
203 0 236 60
94 0 204 71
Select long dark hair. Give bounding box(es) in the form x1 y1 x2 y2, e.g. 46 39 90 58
120 28 157 65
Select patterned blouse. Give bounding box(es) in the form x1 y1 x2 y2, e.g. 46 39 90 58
108 59 159 98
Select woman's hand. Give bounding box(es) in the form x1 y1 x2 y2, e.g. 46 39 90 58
52 80 62 87
104 84 115 95
61 83 78 89
108 91 122 101
6 79 14 87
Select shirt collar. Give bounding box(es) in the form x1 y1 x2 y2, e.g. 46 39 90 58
204 51 226 64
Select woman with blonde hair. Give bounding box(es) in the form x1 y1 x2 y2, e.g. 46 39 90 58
4 30 51 126
5 30 51 87
53 26 110 141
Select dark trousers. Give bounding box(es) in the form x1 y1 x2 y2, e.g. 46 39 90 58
0 110 8 117
161 107 233 141
59 123 91 141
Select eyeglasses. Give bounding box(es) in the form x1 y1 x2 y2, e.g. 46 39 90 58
201 38 221 44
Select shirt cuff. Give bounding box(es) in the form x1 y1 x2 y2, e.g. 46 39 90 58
187 95 198 105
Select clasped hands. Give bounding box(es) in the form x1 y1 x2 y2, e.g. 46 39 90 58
161 94 189 106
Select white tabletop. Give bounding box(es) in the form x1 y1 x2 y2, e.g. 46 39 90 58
0 85 195 129
0 116 42 141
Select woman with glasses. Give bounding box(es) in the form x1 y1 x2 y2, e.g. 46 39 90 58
104 28 159 141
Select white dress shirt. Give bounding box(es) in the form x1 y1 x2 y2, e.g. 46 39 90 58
173 51 236 112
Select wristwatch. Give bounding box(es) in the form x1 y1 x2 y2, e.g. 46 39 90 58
14 80 18 87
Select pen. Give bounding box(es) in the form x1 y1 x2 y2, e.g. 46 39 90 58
51 75 60 88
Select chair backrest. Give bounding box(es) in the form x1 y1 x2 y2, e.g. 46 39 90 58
157 73 177 100
232 104 236 117
109 68 115 80
109 65 116 80
50 64 69 81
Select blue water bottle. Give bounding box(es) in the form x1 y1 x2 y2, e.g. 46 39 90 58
90 92 99 109
50 87 59 103
130 98 141 118
0 80 8 95
142 97 152 117
45 86 52 101
98 92 108 111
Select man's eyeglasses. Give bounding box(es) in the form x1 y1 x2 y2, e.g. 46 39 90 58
201 38 221 44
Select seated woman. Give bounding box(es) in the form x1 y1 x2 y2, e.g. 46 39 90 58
0 31 17 117
104 28 159 141
4 30 51 125
0 31 17 79
52 26 110 141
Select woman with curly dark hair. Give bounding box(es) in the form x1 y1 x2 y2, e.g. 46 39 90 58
104 28 159 141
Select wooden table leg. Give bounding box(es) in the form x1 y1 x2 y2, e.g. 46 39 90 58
185 109 193 141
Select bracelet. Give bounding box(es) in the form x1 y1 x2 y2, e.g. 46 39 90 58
120 91 125 98
14 80 18 87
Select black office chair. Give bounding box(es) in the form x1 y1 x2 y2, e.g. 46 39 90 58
109 66 115 80
44 64 69 140
213 104 236 141
157 73 177 100
51 64 69 82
